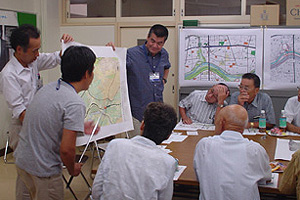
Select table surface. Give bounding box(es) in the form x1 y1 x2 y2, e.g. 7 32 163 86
168 130 300 194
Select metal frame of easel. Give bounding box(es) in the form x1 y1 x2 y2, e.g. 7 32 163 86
4 131 14 164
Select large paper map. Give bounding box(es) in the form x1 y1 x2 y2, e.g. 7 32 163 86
264 28 300 90
179 28 263 87
62 42 133 146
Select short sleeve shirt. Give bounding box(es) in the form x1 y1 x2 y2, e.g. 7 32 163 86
126 44 171 121
230 91 276 125
284 96 300 127
14 81 85 177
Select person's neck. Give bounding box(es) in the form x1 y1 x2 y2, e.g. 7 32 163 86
66 81 82 93
224 126 244 134
14 53 28 68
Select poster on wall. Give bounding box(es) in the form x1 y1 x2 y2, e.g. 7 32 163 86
264 28 300 90
0 10 18 71
179 28 263 87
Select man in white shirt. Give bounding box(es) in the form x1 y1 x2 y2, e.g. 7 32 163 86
0 24 73 200
92 102 178 200
194 104 271 200
284 87 300 134
179 83 230 124
0 24 73 151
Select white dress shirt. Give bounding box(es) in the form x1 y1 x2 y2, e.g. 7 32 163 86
0 52 60 118
284 96 300 127
194 130 271 200
92 136 176 200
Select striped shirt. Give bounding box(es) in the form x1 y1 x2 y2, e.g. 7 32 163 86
179 90 217 124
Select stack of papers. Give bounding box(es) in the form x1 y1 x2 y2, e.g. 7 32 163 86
258 173 278 188
174 121 215 131
162 133 188 144
173 165 187 181
275 138 300 161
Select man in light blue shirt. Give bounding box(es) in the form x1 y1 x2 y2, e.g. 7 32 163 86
230 73 275 129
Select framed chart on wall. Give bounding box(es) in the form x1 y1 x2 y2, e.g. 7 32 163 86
178 27 263 88
264 28 300 90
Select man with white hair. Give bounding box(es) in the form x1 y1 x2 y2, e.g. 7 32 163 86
194 104 271 200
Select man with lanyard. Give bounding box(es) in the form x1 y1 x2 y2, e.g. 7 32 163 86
107 24 170 138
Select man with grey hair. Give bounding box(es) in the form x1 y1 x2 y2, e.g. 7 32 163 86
194 104 271 200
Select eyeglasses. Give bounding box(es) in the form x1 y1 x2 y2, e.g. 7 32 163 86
238 85 249 91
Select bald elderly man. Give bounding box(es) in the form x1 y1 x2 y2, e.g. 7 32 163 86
194 105 271 200
179 83 230 124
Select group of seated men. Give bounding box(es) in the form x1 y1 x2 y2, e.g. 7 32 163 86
91 73 299 199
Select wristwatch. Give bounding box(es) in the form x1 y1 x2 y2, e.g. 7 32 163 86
163 78 167 84
217 104 224 108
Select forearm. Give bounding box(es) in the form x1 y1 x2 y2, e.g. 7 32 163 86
18 110 26 124
163 69 169 80
287 122 300 134
60 145 76 175
60 129 77 175
179 107 188 120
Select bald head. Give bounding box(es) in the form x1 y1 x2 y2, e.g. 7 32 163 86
215 104 248 134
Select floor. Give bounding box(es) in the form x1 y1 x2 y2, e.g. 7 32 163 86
0 149 296 200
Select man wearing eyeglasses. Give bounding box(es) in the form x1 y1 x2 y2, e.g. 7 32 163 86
283 87 300 134
230 73 275 129
179 83 230 124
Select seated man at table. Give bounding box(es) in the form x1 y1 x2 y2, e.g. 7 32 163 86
279 150 300 198
230 73 275 129
194 104 272 200
283 87 300 134
179 83 230 124
91 102 178 200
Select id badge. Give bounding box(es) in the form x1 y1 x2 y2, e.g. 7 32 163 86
149 72 160 82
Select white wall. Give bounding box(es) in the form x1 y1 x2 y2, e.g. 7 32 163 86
0 0 62 149
60 26 115 47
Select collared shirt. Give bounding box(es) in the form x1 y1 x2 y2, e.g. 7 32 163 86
179 90 217 124
284 96 300 127
194 130 272 200
0 52 60 119
92 136 176 200
279 150 300 198
126 44 171 121
14 81 85 177
230 91 276 125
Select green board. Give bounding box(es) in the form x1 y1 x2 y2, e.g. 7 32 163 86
17 12 36 27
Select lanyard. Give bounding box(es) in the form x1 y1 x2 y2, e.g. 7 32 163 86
56 78 76 92
142 44 161 73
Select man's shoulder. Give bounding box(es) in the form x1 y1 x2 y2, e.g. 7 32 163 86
287 95 298 103
257 92 271 100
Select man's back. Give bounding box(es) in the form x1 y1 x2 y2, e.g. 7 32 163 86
92 136 176 200
194 130 271 200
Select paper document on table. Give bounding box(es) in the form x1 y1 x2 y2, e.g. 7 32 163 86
243 129 258 135
162 134 188 144
258 173 278 188
187 131 198 135
174 165 187 181
174 121 215 131
274 138 299 161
